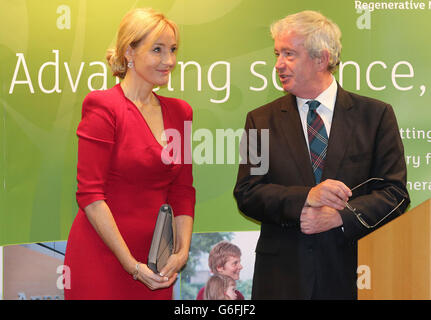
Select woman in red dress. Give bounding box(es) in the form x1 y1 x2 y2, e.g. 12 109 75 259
64 8 195 300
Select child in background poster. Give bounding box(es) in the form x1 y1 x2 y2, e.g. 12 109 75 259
196 241 244 300
203 274 237 300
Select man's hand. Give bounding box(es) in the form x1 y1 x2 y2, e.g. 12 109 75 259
300 206 343 235
306 179 352 210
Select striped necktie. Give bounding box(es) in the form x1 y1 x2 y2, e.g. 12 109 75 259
306 100 328 184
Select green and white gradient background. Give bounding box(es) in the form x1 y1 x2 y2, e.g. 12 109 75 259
1 0 430 246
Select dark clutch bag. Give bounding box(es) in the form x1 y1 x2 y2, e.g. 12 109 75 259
147 204 176 274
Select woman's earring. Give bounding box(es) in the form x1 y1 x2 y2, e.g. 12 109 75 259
127 61 134 68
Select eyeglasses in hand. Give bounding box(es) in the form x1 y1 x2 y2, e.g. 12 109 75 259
344 178 406 229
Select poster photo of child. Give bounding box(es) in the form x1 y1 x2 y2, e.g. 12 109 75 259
176 231 259 300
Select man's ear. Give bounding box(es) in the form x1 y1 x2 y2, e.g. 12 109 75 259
316 50 330 71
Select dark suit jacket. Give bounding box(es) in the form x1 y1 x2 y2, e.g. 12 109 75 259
234 84 410 299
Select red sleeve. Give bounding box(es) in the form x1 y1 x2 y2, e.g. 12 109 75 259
196 286 205 300
75 92 115 210
235 290 245 300
167 102 195 218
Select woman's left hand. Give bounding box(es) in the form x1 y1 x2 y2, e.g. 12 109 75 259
158 251 188 279
158 215 193 279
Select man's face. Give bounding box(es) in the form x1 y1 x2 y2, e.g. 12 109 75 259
216 255 242 280
274 30 320 98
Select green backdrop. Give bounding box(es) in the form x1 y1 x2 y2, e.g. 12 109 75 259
1 0 430 246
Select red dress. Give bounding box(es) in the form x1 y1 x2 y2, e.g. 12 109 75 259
64 84 195 300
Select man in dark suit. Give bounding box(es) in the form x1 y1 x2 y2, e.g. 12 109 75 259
234 10 409 299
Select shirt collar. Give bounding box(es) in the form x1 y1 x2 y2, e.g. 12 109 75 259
296 76 337 112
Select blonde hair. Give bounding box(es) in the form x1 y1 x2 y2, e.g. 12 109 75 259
106 8 179 79
208 241 241 274
270 10 342 73
203 275 236 300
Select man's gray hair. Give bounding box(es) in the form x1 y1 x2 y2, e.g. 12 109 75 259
270 10 342 73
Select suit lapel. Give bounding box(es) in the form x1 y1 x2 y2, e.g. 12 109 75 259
277 94 315 186
321 84 355 181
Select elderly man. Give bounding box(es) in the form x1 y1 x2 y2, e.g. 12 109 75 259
234 10 409 299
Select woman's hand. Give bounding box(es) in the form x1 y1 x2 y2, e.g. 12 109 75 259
158 251 189 279
130 251 187 290
132 214 193 290
134 263 178 290
157 215 193 279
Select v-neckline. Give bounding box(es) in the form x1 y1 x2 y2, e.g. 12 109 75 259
118 84 167 148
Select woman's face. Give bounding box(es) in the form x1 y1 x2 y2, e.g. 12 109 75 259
128 27 177 87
